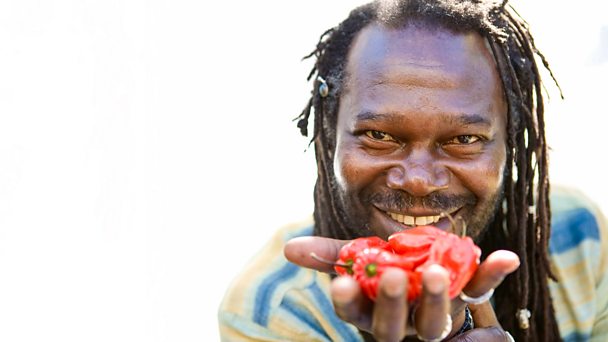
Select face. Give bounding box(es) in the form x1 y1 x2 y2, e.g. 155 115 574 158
333 23 507 241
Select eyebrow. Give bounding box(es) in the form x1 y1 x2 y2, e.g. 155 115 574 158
356 111 392 122
453 113 492 127
355 111 492 127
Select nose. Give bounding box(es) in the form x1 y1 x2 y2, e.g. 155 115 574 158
386 150 450 197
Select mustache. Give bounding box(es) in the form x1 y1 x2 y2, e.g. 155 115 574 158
365 190 476 212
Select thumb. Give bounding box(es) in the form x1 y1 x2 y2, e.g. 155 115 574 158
283 236 349 273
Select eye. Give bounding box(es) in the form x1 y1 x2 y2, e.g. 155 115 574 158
445 135 481 145
365 130 396 142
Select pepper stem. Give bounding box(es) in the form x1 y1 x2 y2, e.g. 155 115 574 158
310 252 350 269
440 212 467 237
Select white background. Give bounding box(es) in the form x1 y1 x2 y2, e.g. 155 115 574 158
0 1 606 341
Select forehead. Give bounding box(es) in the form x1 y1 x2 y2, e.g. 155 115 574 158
343 23 503 99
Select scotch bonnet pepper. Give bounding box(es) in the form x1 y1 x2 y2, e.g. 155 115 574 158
335 225 481 302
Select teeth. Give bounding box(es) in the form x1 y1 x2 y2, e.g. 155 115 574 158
415 216 427 225
387 212 441 226
403 215 415 225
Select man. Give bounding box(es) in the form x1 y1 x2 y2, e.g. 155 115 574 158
219 0 608 341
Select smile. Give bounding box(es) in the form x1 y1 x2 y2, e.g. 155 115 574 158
384 207 462 228
385 212 442 226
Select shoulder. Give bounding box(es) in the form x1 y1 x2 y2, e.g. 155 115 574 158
548 185 608 340
219 218 315 323
549 185 605 254
218 218 362 341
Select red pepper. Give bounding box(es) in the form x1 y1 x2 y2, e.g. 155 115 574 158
335 236 389 276
424 234 481 298
336 225 481 302
388 226 447 268
351 247 414 300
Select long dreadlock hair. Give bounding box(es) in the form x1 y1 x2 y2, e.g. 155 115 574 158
294 0 563 341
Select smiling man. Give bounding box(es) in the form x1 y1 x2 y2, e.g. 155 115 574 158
330 22 506 243
218 1 608 341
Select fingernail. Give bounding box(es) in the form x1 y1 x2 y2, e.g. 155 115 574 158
425 264 448 294
384 279 405 297
382 268 406 297
331 276 357 304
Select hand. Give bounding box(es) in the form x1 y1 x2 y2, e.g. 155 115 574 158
284 236 519 342
447 302 515 341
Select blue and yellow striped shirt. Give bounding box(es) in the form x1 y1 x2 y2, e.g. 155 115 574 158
219 187 608 341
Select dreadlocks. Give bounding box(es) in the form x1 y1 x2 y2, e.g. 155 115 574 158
295 0 562 341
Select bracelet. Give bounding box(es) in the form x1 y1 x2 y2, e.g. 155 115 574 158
455 306 474 335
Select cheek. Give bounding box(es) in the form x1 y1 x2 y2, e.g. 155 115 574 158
333 149 362 193
333 143 384 195
478 154 506 193
450 145 506 199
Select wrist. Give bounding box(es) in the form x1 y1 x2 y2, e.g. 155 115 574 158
456 306 474 334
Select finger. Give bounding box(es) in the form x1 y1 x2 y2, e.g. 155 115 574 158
371 268 409 342
414 264 451 341
284 236 349 273
330 275 373 330
469 301 501 328
461 250 520 300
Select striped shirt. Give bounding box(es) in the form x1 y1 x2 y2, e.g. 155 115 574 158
218 187 608 341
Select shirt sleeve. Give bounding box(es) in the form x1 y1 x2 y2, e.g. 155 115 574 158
548 186 608 341
590 201 608 341
217 220 362 342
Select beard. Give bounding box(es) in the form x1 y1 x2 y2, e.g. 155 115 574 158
332 181 505 243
